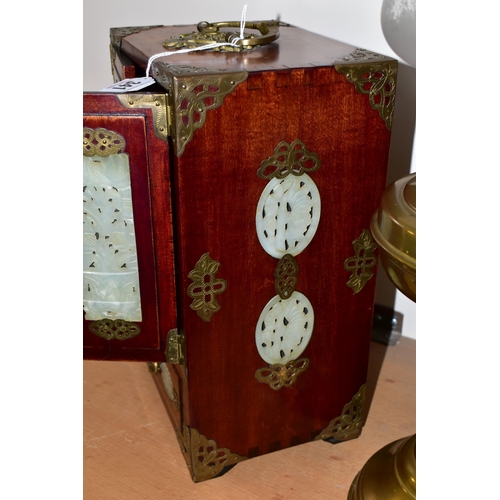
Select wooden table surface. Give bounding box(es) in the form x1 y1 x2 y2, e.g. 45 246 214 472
84 336 415 499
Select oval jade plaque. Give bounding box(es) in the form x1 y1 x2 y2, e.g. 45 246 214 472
255 291 314 365
255 174 321 259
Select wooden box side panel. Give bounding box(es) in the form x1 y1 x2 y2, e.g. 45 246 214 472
83 93 177 362
172 68 391 457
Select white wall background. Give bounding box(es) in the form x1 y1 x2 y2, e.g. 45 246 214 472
83 0 417 338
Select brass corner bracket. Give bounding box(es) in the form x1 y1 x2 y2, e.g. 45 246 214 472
314 384 366 443
344 229 378 294
178 425 248 482
116 94 170 142
152 62 248 157
334 49 398 130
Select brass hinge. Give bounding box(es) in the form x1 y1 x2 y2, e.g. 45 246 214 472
166 92 174 138
166 328 186 364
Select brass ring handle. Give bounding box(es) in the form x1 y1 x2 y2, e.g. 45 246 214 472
196 20 280 47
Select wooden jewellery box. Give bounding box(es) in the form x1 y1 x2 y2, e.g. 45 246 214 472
83 20 398 482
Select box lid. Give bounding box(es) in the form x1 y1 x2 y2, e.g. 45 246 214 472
112 21 392 79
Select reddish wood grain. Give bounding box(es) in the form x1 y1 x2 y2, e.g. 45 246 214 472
168 66 391 460
83 22 396 470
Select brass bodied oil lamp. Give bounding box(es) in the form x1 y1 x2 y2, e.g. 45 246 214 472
348 173 416 499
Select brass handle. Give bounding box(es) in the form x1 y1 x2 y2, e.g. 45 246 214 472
196 20 280 47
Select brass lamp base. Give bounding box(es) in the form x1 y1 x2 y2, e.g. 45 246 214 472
353 173 416 499
348 434 416 500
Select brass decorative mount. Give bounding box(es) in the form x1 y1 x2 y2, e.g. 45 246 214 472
116 94 169 142
152 63 248 157
257 139 321 180
274 254 299 300
344 230 378 294
163 20 280 52
83 127 126 157
335 49 398 131
255 358 310 390
88 318 141 341
176 425 248 482
187 253 227 322
165 329 186 365
315 385 366 443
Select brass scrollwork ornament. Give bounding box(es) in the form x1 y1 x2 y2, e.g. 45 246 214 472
187 253 227 322
257 139 321 180
83 128 126 157
315 385 366 443
334 49 398 130
274 254 299 299
88 319 141 340
155 66 248 157
179 426 248 482
344 230 378 294
255 358 309 391
163 20 280 52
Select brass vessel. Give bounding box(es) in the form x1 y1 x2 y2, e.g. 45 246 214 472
348 434 416 499
370 173 415 302
348 173 416 499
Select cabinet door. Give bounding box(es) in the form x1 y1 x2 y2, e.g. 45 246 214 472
83 93 176 361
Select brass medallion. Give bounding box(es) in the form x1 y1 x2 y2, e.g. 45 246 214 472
315 384 366 443
344 230 378 294
274 254 299 299
334 49 398 130
255 358 309 390
257 139 321 179
83 127 126 157
88 319 141 340
187 253 227 322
